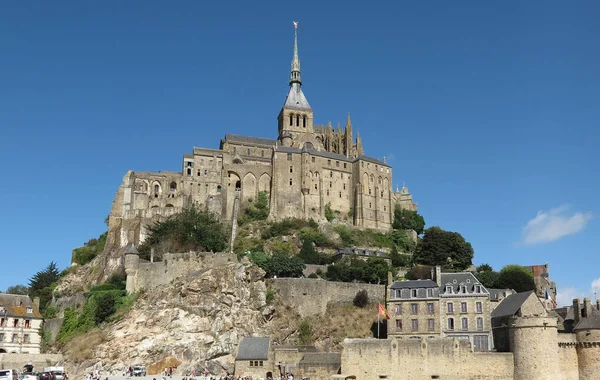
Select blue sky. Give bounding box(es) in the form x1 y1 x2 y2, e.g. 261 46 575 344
1 2 598 305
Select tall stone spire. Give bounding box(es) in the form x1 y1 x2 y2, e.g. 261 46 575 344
290 21 301 85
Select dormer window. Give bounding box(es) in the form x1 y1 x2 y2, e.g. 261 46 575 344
460 285 467 293
475 285 482 293
411 289 418 298
445 285 453 294
26 307 33 314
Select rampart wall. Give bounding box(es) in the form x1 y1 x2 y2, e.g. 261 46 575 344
558 333 579 380
268 278 385 316
341 338 514 380
0 353 63 371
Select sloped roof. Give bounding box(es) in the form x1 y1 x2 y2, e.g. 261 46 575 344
488 288 514 302
0 294 42 319
440 273 487 295
491 291 536 319
355 155 389 167
574 311 600 330
300 352 341 365
283 83 312 110
224 134 278 147
390 279 439 289
236 337 270 360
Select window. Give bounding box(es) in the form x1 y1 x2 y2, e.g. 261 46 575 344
0 333 3 342
428 319 435 331
369 202 372 208
411 319 418 331
187 168 191 176
427 303 434 314
314 184 318 190
197 169 201 176
250 361 254 367
447 302 454 314
217 185 222 193
427 288 434 297
13 319 18 327
287 153 292 161
259 361 263 367
328 160 331 165
476 302 483 313
447 318 455 330
311 157 315 163
475 285 482 293
411 303 418 314
23 334 30 343
461 302 468 313
395 319 402 331
247 148 251 155
395 304 402 314
369 188 372 195
330 171 333 178
462 317 469 330
460 285 467 293
341 173 344 179
339 192 342 198
261 150 265 158
326 190 330 196
336 161 339 167
0 318 4 327
289 114 293 126
344 163 347 168
477 317 484 330
330 182 332 188
411 289 418 298
384 206 386 211
289 179 293 186
204 170 208 176
296 114 300 126
445 285 452 293
233 147 237 154
24 320 30 328
474 335 489 352
12 334 18 343
343 183 346 190
290 166 293 173
26 307 32 314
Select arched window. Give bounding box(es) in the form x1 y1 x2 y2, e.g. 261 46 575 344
170 182 177 192
235 180 241 190
296 115 300 127
289 114 293 126
303 116 306 128
217 185 222 193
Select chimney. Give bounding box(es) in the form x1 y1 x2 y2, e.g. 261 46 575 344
435 266 442 286
583 298 592 318
573 299 581 325
33 297 40 309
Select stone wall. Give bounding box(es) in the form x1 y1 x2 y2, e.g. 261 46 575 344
268 278 385 316
0 353 63 371
127 252 239 293
558 333 579 380
341 338 514 380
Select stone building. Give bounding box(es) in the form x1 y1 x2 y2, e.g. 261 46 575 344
234 337 340 380
386 266 492 351
0 294 43 354
528 263 557 310
106 23 417 256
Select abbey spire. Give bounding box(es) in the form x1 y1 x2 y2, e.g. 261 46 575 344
282 21 311 111
290 21 301 85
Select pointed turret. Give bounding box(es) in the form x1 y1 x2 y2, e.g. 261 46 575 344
278 22 314 139
356 131 364 156
345 113 353 157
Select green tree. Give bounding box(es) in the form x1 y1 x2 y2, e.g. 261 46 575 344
265 253 305 278
475 271 499 289
138 205 228 260
28 262 60 313
72 232 107 265
389 246 411 268
414 227 474 270
353 290 369 308
324 203 335 222
6 285 29 295
298 240 321 265
392 208 426 235
239 191 270 225
495 265 536 293
388 229 415 253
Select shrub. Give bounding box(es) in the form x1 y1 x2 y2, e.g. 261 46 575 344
265 289 276 304
262 218 311 239
324 203 335 222
307 273 318 279
298 319 314 345
72 232 107 266
353 289 369 308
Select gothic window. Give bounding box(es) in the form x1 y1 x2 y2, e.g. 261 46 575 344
329 182 332 188
217 185 222 193
187 168 191 176
369 202 371 208
197 169 201 176
336 161 339 167
289 114 293 126
370 174 374 182
330 171 333 178
296 114 300 126
339 192 341 198
381 191 384 197
341 173 344 179
344 163 347 169
368 188 372 195
204 170 208 176
384 206 386 211
170 182 177 193
303 116 306 128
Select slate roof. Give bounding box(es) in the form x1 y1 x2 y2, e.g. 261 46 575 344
488 288 514 302
575 310 600 330
224 134 278 147
124 244 139 255
439 273 487 295
0 294 42 319
277 146 302 153
300 352 341 365
356 155 389 167
491 291 536 319
236 337 270 360
390 279 439 289
283 83 312 110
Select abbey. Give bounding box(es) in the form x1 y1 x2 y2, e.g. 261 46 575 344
108 24 416 250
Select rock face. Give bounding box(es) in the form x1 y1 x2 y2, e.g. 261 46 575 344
76 260 274 376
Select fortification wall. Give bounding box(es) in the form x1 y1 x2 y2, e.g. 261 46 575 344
576 329 600 380
509 316 560 380
341 338 513 380
129 252 238 292
0 353 63 371
268 278 385 316
558 333 579 380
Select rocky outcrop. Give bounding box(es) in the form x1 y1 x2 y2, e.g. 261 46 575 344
69 259 274 376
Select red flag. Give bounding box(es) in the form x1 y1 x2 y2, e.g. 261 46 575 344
378 303 390 320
